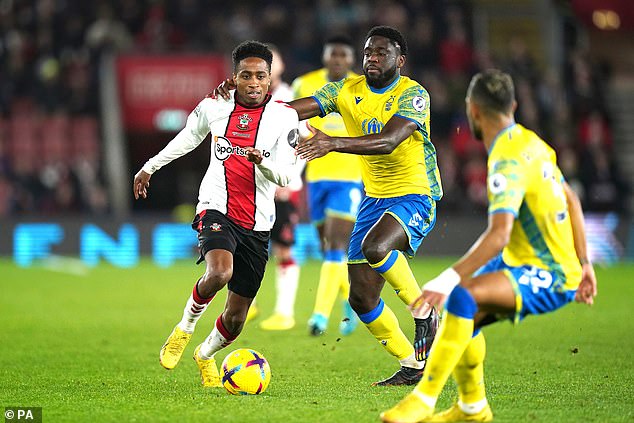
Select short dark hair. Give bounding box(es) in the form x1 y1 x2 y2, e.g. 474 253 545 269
365 26 407 56
324 35 354 49
467 69 515 114
232 41 273 71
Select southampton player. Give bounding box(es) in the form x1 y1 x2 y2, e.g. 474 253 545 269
381 70 598 422
292 35 363 337
133 41 301 387
293 26 441 385
215 26 441 386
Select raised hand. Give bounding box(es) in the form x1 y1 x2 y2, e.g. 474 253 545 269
296 126 332 161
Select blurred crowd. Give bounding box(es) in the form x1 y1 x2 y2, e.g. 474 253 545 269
0 0 628 217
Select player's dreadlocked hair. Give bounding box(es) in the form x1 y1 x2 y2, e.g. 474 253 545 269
232 41 273 71
467 69 515 115
365 26 408 56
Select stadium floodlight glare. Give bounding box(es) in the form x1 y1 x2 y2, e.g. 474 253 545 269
154 109 188 132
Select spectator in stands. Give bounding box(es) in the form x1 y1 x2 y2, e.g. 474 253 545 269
578 109 613 150
0 0 620 219
579 141 628 214
85 4 134 53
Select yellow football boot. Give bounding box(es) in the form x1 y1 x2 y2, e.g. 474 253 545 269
428 403 493 422
193 345 221 387
159 326 192 370
260 313 295 330
380 392 434 423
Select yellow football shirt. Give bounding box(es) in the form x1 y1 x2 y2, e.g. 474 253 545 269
292 68 362 182
312 74 442 199
487 124 582 290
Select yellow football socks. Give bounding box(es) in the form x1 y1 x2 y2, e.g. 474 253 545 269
370 250 421 306
338 263 350 298
453 331 487 405
414 310 473 404
414 281 481 405
312 261 347 317
360 299 414 360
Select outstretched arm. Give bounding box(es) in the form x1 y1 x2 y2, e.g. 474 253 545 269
133 98 210 200
297 115 417 161
564 182 597 305
288 97 322 121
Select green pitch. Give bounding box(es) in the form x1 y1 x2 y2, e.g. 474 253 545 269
1 258 632 422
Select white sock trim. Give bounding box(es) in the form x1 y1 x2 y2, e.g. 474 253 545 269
274 263 299 316
199 327 231 359
178 295 208 333
399 353 425 369
412 306 432 319
412 390 436 408
458 398 488 414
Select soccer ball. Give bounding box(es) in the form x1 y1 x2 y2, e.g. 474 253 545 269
220 348 271 395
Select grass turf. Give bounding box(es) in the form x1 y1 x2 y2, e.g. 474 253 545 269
0 257 632 422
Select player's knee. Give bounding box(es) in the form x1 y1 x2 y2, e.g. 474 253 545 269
361 239 390 264
446 284 478 319
327 231 349 251
348 290 373 315
201 267 232 288
347 293 363 314
459 280 481 303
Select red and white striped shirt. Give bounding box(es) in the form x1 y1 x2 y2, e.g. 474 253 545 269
142 91 300 231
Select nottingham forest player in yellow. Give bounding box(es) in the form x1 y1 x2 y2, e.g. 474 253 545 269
381 70 598 422
215 26 441 386
291 36 363 337
294 26 441 385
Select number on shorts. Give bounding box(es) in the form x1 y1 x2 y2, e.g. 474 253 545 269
517 266 553 294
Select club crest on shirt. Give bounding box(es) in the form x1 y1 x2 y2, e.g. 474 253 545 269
236 114 252 130
210 222 222 231
385 95 396 111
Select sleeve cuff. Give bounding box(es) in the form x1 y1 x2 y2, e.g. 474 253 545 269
310 95 326 117
488 208 518 217
393 113 423 130
141 162 158 175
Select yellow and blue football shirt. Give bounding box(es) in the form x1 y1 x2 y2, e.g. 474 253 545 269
487 124 582 289
312 74 442 199
292 68 362 183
